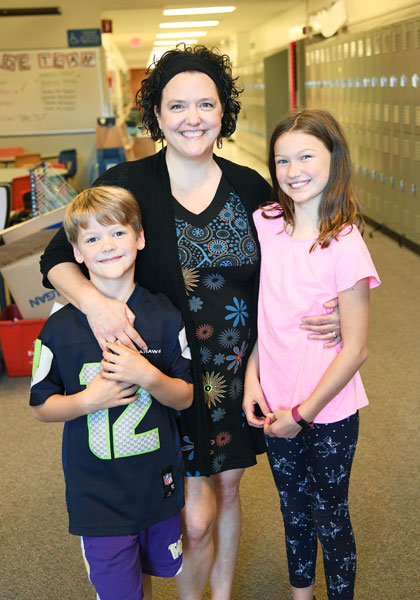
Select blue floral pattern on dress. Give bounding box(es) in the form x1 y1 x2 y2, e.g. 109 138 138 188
174 184 258 475
225 297 248 327
176 191 258 269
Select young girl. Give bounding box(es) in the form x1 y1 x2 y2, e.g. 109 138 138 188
243 109 380 600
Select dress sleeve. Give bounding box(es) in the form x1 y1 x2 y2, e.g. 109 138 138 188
334 227 381 292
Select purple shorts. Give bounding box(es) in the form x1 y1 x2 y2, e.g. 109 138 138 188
81 513 182 600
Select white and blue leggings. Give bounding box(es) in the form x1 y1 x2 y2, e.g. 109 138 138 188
265 412 359 599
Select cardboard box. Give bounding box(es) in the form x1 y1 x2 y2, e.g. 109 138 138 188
0 205 67 244
0 228 66 319
0 304 45 377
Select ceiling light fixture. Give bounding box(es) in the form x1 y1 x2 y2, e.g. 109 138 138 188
163 7 235 16
159 20 219 28
154 39 199 46
156 31 207 38
0 7 61 16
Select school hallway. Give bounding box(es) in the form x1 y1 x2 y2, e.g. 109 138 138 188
0 142 418 600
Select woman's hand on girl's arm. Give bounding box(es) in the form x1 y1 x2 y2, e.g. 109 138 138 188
301 297 342 347
47 262 147 351
243 342 271 427
264 410 302 439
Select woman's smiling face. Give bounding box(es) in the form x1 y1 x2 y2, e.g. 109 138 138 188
155 71 223 161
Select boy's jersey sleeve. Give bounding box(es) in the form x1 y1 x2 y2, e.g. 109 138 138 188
161 309 193 385
29 322 64 406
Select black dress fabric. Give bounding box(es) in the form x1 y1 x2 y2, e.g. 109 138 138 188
40 149 272 476
174 176 259 475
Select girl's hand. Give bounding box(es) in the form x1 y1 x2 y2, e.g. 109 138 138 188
85 295 147 351
243 379 271 428
264 409 302 438
85 372 139 412
101 341 155 388
301 297 341 348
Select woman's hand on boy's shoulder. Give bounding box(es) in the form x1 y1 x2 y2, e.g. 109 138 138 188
85 294 147 351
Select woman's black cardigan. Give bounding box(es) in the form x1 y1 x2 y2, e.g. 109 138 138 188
40 149 272 476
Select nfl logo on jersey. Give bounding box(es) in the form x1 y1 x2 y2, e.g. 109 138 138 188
163 472 173 486
161 466 175 498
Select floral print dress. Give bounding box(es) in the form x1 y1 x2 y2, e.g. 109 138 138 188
174 176 259 475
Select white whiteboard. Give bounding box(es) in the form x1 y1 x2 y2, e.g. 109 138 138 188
0 48 108 136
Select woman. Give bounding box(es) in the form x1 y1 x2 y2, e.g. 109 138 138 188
40 45 340 600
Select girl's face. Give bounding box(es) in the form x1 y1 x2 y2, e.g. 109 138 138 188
155 71 223 161
274 131 331 211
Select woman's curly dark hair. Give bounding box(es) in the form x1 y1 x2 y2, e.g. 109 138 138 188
136 44 242 142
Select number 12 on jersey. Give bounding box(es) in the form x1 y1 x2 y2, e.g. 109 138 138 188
79 363 160 459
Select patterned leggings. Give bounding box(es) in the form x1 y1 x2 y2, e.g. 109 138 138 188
265 412 359 600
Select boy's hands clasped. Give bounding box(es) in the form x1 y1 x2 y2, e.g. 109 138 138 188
84 372 139 413
101 340 156 389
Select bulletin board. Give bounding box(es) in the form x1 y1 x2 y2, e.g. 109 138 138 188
0 48 109 136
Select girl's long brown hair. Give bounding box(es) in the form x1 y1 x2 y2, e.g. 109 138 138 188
264 108 364 251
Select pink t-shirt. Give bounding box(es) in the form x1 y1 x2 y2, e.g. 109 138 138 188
253 209 381 424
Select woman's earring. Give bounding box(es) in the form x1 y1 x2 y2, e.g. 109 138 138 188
216 135 223 150
160 129 165 149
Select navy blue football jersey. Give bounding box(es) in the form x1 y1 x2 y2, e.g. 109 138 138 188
30 284 192 536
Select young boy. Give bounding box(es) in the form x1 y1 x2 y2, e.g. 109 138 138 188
30 186 193 600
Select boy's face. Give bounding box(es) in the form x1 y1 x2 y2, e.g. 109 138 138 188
73 216 144 284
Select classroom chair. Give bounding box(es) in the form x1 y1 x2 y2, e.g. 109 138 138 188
11 175 31 212
0 184 11 229
58 149 77 178
97 147 126 175
14 153 42 168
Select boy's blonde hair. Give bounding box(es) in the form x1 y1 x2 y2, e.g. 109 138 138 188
64 186 142 245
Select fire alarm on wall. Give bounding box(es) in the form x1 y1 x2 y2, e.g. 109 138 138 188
101 19 112 33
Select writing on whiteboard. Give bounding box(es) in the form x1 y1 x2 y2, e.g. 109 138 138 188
0 47 105 135
0 51 97 71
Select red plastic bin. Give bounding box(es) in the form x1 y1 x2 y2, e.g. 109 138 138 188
0 304 46 377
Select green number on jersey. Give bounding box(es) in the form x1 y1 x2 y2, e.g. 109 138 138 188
79 363 160 459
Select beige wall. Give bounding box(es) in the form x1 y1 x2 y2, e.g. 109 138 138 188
0 1 101 51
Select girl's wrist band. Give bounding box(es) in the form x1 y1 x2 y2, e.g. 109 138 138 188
291 405 314 429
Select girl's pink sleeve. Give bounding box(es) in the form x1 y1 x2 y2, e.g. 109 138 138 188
334 227 381 292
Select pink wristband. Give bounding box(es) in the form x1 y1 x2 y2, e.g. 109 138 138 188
291 405 313 429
